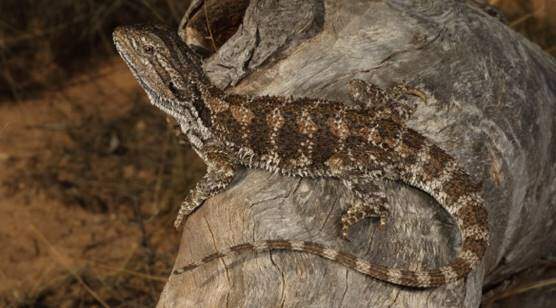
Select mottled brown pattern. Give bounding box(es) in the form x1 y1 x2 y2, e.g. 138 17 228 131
297 110 319 135
456 196 488 257
368 129 383 146
457 202 488 228
246 103 273 157
400 128 426 150
325 154 348 175
230 105 255 125
114 25 489 288
327 117 350 140
398 128 426 165
344 135 368 151
422 145 452 180
311 126 337 165
451 258 473 276
193 94 213 127
266 108 285 129
206 96 229 113
463 236 488 258
276 108 306 162
215 112 242 145
442 171 476 205
308 106 339 165
374 119 401 148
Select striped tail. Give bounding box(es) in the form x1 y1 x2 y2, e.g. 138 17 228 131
173 236 480 287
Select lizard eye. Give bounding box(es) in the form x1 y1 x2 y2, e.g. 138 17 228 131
143 45 154 54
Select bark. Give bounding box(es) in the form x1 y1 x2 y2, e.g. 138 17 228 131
158 0 556 307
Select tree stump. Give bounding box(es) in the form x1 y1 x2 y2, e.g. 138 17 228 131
158 0 556 307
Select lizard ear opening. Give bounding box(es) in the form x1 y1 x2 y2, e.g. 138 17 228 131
168 81 191 101
168 81 178 92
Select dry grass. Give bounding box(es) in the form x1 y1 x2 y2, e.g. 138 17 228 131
0 62 205 306
0 0 189 100
491 0 555 54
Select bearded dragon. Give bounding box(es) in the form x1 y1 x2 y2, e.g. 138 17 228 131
113 24 488 287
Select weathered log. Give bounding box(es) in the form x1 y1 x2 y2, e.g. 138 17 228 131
158 0 556 307
177 0 249 57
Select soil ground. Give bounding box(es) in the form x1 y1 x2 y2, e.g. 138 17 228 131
0 60 204 307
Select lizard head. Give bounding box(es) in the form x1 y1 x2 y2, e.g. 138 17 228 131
113 24 212 125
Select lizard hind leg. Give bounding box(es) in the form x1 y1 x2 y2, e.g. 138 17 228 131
340 179 390 240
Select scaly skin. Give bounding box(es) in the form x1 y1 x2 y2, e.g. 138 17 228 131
113 24 488 287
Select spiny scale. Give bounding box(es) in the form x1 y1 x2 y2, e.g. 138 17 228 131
113 24 488 288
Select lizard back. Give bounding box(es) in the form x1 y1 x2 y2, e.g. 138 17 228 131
199 91 489 287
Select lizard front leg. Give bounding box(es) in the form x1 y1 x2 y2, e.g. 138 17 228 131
347 79 426 123
174 146 237 228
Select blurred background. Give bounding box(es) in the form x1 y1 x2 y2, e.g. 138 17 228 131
0 0 553 306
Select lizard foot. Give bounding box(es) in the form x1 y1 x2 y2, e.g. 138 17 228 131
174 196 202 228
340 195 389 240
387 83 427 105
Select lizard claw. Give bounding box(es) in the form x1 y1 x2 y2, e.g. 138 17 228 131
340 216 354 241
341 227 352 242
390 83 428 105
404 87 428 104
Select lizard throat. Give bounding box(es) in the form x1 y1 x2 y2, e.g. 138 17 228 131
149 93 214 144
